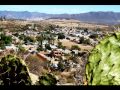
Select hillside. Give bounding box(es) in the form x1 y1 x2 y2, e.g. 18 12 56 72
0 11 120 25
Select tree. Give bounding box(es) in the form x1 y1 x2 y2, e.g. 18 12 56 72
24 36 36 44
45 44 51 50
61 46 66 50
0 41 5 49
0 28 4 32
36 34 45 47
58 60 68 72
84 28 88 33
49 34 55 45
58 33 65 39
71 45 80 50
79 37 84 44
57 41 62 48
37 45 43 51
79 37 90 45
0 34 12 45
89 34 98 39
84 39 90 45
36 73 57 85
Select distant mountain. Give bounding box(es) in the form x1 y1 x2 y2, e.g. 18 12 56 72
1 11 120 25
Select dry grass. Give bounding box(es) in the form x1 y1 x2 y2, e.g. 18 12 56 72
44 19 109 29
55 39 93 51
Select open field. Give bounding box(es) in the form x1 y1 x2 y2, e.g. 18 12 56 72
44 19 109 30
55 39 93 51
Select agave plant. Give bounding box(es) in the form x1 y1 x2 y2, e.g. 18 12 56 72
0 54 32 85
86 32 120 85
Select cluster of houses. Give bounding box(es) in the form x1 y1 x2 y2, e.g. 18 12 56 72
0 22 110 85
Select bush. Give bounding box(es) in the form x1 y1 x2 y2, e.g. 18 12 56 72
18 45 26 53
79 37 90 45
71 45 80 50
58 33 65 39
37 45 43 51
36 73 57 85
45 44 51 50
0 34 12 45
89 34 98 39
57 42 63 48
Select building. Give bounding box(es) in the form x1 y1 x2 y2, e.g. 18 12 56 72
51 49 63 57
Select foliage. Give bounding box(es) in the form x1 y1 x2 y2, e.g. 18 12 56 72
18 45 26 53
89 34 98 39
86 32 120 85
36 34 44 46
18 34 26 40
24 36 36 43
0 34 12 45
79 37 90 45
58 33 65 39
36 73 57 85
45 44 51 50
37 45 43 51
0 54 32 85
57 60 68 72
0 41 5 49
57 41 63 48
71 45 80 50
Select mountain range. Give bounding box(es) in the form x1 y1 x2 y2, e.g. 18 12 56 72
1 11 120 25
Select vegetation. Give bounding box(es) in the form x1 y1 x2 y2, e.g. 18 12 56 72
79 37 90 45
86 32 120 85
0 54 32 85
18 45 26 53
36 34 45 46
45 44 51 50
24 36 36 43
57 41 63 48
0 34 12 45
58 33 65 39
89 34 98 39
37 45 43 51
36 73 57 85
71 45 80 50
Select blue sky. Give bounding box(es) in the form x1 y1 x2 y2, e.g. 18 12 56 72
0 5 120 14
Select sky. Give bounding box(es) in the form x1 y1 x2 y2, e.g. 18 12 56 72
0 5 120 14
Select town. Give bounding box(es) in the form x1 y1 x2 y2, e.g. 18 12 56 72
0 18 114 85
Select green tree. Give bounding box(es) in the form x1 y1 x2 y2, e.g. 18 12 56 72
71 45 80 50
37 45 43 51
36 73 57 85
79 37 84 44
58 33 65 39
0 34 12 45
0 41 5 49
57 41 62 48
24 36 36 44
36 34 45 47
89 34 98 39
45 44 51 50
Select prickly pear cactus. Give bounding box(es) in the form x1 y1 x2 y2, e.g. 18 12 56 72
0 54 32 85
86 32 120 85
